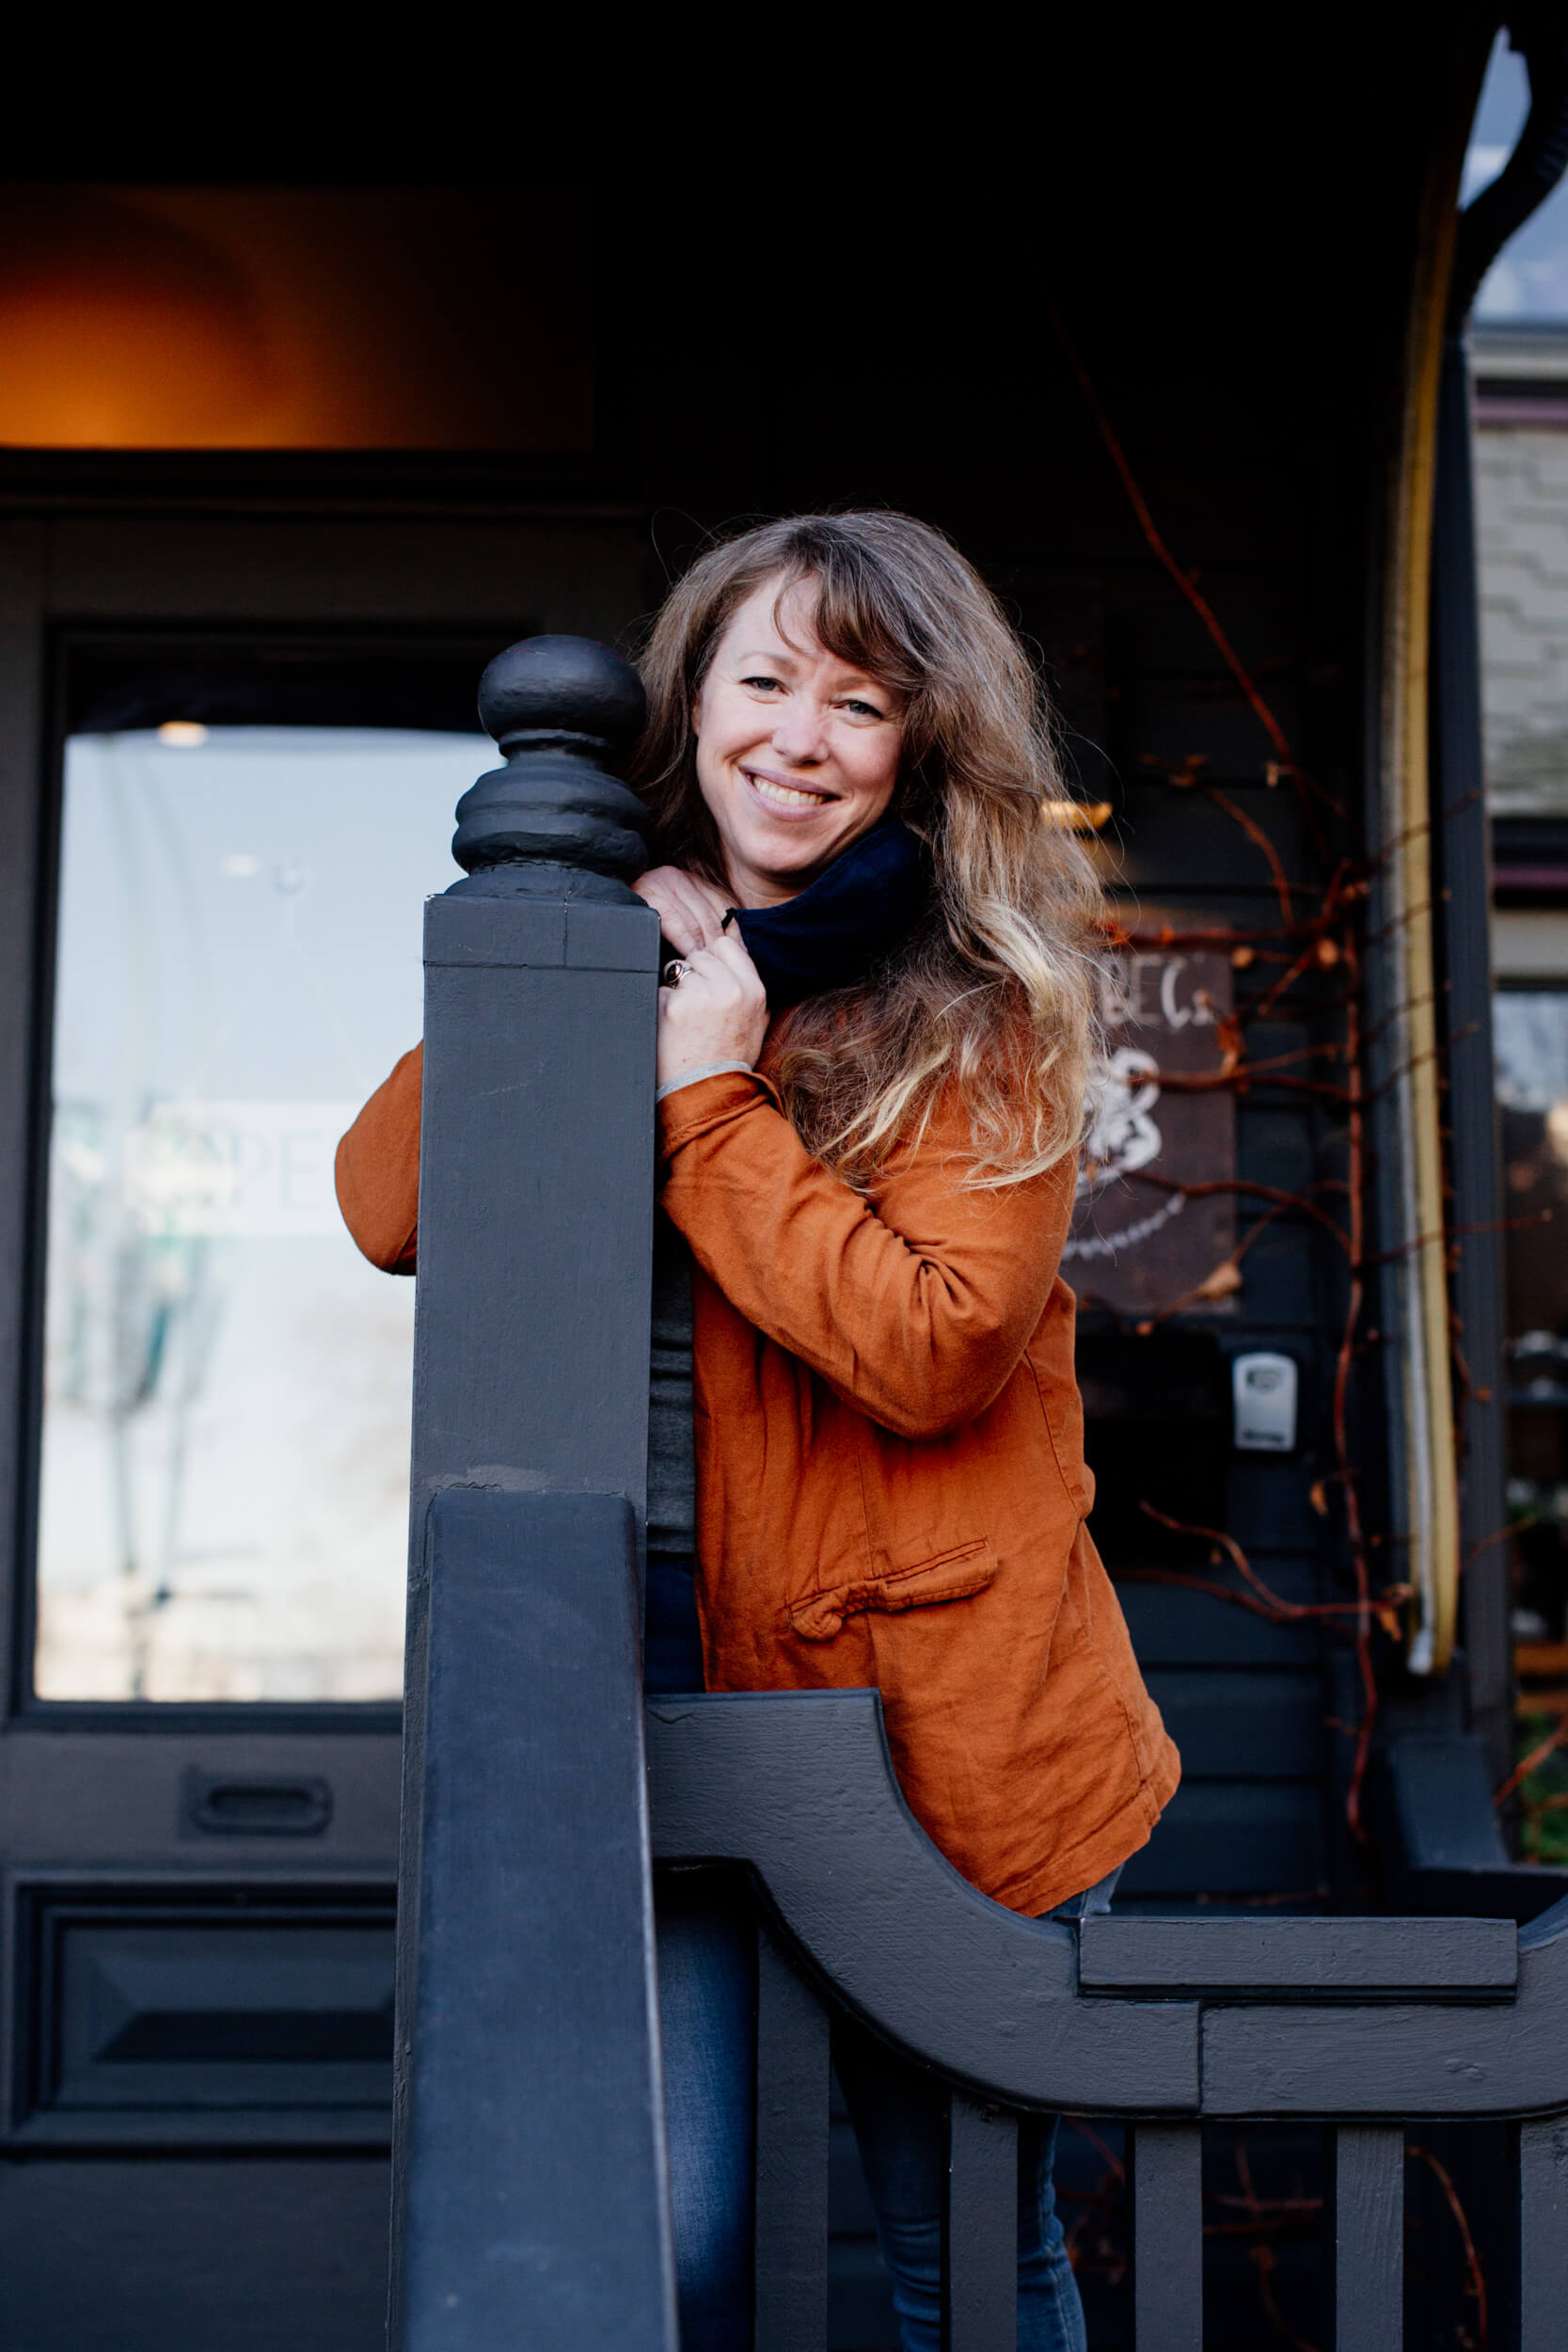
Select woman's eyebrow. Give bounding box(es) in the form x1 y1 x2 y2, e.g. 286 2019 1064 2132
733 645 894 698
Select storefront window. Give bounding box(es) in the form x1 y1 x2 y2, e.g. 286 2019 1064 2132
36 725 473 1700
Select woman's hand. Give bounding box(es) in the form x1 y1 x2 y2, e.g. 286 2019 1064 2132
632 865 735 956
657 931 768 1092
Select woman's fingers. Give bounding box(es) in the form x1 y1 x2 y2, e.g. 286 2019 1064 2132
631 866 734 955
656 932 768 1086
678 936 765 1010
682 874 735 930
640 878 768 1091
632 872 701 952
712 926 762 977
696 930 767 1008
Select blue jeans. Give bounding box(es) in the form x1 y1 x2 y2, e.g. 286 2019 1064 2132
647 1556 1091 2350
657 1867 757 2350
834 2019 1086 2352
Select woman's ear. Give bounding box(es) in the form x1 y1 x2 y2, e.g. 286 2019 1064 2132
689 689 704 738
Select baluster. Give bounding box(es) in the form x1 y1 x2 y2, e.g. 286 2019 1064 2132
1521 2118 1568 2352
944 2093 1019 2352
1334 2126 1403 2352
391 638 673 2351
753 1920 831 2352
1131 2123 1202 2352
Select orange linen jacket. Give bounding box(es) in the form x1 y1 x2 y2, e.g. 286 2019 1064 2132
335 1039 1180 1917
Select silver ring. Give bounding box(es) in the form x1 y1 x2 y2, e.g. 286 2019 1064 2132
661 960 689 988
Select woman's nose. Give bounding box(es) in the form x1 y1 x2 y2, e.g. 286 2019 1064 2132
770 703 830 762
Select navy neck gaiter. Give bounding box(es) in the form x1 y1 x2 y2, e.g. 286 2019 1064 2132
731 814 932 1009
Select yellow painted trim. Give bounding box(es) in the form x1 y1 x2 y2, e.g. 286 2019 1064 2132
1383 152 1463 1677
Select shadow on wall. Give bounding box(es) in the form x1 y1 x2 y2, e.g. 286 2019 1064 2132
0 183 592 451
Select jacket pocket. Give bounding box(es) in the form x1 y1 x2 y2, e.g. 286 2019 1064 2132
787 1538 997 1644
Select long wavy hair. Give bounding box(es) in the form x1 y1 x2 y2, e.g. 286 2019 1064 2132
633 512 1103 1189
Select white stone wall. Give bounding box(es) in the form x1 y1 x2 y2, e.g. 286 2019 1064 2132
1476 422 1568 813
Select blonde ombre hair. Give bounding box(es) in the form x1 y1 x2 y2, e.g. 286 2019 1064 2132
634 512 1103 1189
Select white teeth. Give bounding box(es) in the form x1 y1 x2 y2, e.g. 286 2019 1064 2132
751 774 829 809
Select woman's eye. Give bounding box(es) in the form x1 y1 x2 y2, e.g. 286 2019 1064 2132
844 698 886 720
741 674 783 693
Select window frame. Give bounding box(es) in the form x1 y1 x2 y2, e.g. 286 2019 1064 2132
12 621 523 1731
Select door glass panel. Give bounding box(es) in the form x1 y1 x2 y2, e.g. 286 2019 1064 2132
36 725 473 1700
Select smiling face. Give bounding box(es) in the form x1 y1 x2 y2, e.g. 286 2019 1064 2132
691 575 905 907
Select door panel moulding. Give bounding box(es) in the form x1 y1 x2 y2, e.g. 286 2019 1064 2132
0 1867 397 2150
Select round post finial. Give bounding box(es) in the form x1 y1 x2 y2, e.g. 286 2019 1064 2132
449 636 649 900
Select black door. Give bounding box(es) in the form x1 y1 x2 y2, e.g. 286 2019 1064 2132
0 500 646 2351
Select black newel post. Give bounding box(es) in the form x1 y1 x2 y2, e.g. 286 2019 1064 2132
390 638 675 2351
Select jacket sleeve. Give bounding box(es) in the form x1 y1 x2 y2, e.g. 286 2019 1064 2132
334 1043 423 1274
657 1069 1075 1439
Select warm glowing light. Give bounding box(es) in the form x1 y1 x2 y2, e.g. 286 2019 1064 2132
1042 799 1113 831
157 721 208 749
0 185 590 451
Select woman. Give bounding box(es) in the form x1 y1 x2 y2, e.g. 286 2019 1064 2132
337 513 1180 2351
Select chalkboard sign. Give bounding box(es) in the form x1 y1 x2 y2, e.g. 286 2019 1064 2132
1066 943 1236 1319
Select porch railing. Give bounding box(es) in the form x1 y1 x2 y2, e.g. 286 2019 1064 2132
651 1681 1568 2352
388 639 1568 2352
